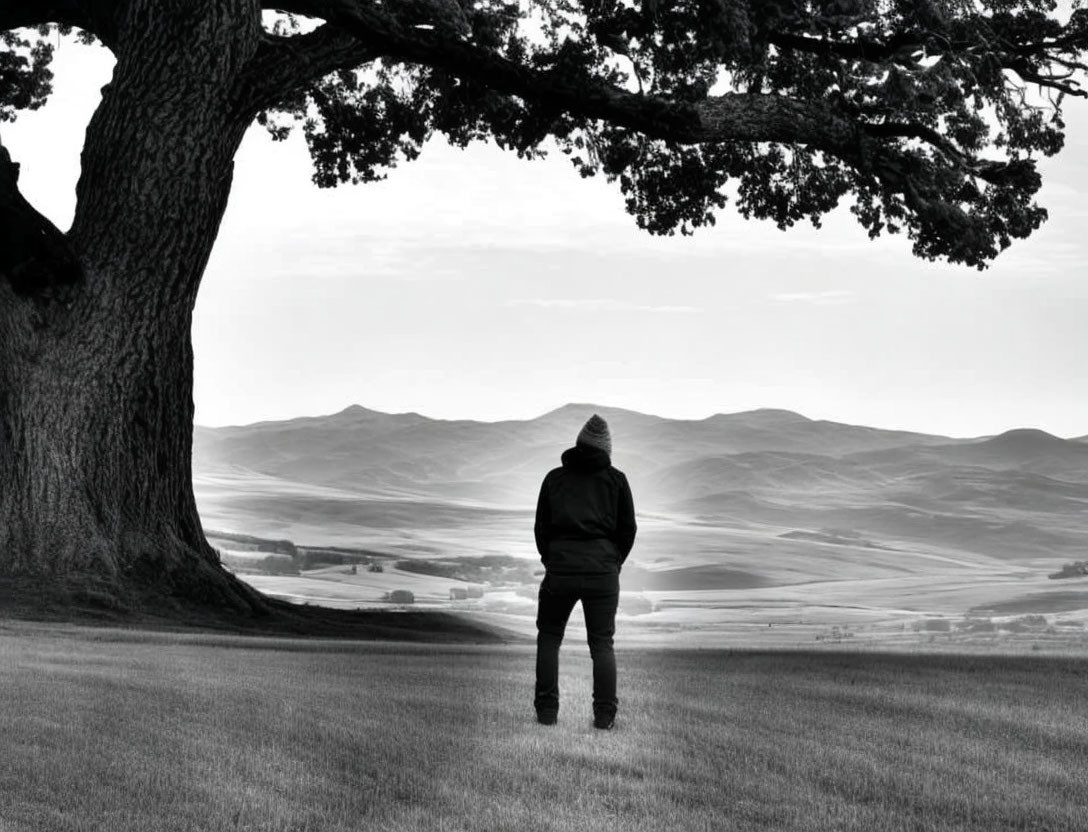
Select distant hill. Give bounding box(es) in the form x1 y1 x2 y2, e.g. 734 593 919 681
934 429 1088 477
194 404 966 507
193 405 1088 566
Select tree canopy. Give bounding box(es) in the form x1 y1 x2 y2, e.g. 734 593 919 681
3 0 1088 270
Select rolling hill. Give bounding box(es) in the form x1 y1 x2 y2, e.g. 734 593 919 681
193 405 1088 628
194 403 980 508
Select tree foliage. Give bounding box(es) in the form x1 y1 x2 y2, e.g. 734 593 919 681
3 1 1088 270
0 29 54 120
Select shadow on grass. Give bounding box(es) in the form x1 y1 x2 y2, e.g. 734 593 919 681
0 575 522 644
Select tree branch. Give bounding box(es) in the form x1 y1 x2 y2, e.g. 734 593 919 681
308 3 1016 188
1005 57 1087 97
238 0 470 112
769 23 1088 98
256 2 807 142
259 1 336 18
0 138 82 299
236 26 378 113
0 0 77 30
767 29 951 65
0 0 116 44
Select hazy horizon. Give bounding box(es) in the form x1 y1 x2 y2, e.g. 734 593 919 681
194 399 1088 441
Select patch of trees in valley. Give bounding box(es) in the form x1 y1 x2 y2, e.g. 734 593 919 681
210 531 392 576
210 533 539 592
394 556 537 586
1049 561 1088 580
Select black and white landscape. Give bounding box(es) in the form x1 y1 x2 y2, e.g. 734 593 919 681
194 404 1088 644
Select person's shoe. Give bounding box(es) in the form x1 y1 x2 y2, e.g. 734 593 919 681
537 712 557 726
593 714 615 730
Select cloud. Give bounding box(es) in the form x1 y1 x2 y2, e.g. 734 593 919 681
771 290 856 305
506 299 700 313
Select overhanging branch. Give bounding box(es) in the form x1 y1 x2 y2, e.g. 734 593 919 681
0 0 115 44
0 0 78 30
769 19 1088 99
248 0 1046 243
303 2 1021 187
237 25 379 113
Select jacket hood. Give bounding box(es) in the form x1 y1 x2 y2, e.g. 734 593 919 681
561 445 611 473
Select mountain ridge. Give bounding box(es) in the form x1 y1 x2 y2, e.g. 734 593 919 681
198 402 1083 441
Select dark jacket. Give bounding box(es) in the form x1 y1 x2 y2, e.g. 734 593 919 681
534 446 637 576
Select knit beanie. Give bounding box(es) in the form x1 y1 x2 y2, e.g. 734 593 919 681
576 414 612 457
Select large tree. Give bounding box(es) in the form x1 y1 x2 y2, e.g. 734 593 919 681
1 0 1086 613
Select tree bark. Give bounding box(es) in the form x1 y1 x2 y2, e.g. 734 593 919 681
0 0 267 612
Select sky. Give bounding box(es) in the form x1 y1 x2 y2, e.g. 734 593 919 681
5 37 1088 439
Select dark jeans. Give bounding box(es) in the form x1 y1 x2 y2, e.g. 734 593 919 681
534 572 620 720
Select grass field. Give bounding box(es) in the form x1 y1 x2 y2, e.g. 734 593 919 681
1 624 1085 831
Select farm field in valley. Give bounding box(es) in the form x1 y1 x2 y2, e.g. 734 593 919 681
1 624 1085 832
213 508 1088 649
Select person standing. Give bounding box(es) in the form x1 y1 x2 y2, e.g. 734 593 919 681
533 414 637 730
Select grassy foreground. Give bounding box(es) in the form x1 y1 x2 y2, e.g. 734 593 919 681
1 626 1085 832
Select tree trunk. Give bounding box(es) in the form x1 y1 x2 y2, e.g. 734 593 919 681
0 1 267 613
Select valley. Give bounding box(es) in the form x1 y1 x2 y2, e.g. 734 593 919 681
194 404 1088 647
